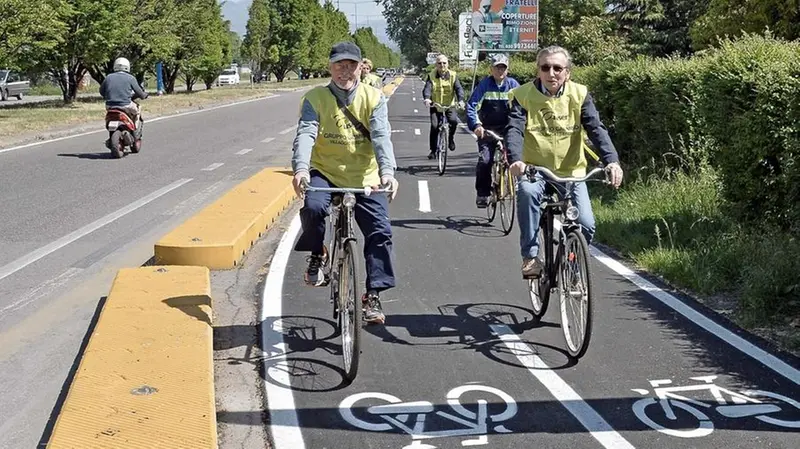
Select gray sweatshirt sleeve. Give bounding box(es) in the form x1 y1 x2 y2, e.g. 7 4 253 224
370 94 396 178
291 98 319 174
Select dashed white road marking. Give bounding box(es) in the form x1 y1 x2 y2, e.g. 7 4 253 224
418 180 431 213
279 125 297 135
202 163 224 171
414 129 421 135
236 148 253 155
262 137 276 143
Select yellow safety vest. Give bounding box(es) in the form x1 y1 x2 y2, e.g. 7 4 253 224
364 73 382 88
305 83 381 187
508 81 591 177
428 69 457 106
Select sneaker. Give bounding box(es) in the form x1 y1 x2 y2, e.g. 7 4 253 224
521 257 543 278
304 247 328 286
428 150 436 160
449 139 456 152
362 291 385 324
476 195 489 208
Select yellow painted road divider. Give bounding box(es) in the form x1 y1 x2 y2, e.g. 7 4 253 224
154 167 295 269
47 266 216 449
382 76 405 97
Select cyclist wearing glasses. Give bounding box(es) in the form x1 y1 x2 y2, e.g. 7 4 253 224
291 42 399 324
465 53 520 208
422 54 465 160
506 46 624 278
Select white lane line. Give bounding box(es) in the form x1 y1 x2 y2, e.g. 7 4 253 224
490 324 636 449
202 163 224 171
591 246 800 385
412 97 416 102
279 125 297 135
414 109 418 113
0 95 282 155
414 128 421 136
262 137 276 144
0 268 83 316
261 214 306 449
0 178 192 282
418 180 431 213
236 148 253 155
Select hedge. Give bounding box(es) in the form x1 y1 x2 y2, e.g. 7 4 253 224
571 34 800 234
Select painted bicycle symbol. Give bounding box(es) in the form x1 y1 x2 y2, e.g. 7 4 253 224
631 375 800 438
339 384 516 448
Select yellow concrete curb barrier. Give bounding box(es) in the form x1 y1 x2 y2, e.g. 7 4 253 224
47 266 216 449
382 76 405 97
154 167 295 269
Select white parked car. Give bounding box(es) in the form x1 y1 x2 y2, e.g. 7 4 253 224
216 69 240 86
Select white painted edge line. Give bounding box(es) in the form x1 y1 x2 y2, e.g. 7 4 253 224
261 213 306 449
0 178 192 283
279 125 298 135
591 246 800 385
418 180 431 213
201 163 224 171
236 148 253 155
414 128 421 136
262 137 276 144
490 324 636 449
0 267 83 315
0 94 282 155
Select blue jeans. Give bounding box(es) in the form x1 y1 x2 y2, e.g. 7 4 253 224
517 175 596 259
294 171 396 292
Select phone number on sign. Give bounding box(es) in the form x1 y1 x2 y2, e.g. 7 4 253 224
504 42 538 50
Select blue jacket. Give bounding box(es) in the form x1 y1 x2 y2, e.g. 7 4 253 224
466 75 520 131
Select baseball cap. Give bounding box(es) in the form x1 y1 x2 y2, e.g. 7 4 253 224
491 53 509 67
330 41 362 63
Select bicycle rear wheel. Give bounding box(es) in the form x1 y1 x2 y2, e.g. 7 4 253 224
339 239 362 381
559 229 593 358
499 165 515 235
437 124 448 176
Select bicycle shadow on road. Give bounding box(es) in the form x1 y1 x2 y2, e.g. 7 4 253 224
392 215 506 238
57 151 116 160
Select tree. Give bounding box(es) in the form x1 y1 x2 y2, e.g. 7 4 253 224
228 30 243 64
428 10 459 64
560 15 632 65
242 0 273 82
28 0 134 102
0 0 65 69
690 0 799 50
87 0 181 86
266 0 316 82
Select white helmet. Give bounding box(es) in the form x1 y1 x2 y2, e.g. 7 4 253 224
113 57 130 73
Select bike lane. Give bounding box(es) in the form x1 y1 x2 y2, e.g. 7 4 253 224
264 79 800 449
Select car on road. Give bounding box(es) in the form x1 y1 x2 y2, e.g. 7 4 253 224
0 69 31 101
216 68 240 86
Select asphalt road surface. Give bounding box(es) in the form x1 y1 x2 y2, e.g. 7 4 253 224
259 78 800 449
0 87 313 449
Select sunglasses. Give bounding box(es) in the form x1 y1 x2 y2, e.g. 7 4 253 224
539 64 565 74
436 62 448 65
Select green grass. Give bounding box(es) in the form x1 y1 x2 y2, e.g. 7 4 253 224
591 165 800 350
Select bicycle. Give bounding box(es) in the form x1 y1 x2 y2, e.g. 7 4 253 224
483 129 515 235
430 102 454 176
300 181 393 382
522 165 609 358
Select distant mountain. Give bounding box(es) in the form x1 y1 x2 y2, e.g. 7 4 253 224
219 0 399 51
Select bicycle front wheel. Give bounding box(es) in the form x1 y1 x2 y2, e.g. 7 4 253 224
437 125 448 176
499 165 515 235
558 229 593 358
487 161 498 222
339 239 362 381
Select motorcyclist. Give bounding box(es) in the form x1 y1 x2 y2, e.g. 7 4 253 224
100 57 148 142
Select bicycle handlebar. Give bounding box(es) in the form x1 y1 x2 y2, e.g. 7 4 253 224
484 129 503 142
525 165 608 184
300 179 394 196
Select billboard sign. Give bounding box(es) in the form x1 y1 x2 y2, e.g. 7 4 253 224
471 0 539 52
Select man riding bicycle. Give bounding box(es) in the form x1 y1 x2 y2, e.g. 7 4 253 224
291 41 399 324
506 46 624 278
466 53 520 208
422 54 465 160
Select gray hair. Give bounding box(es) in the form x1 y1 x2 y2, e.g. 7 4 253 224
536 46 572 69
